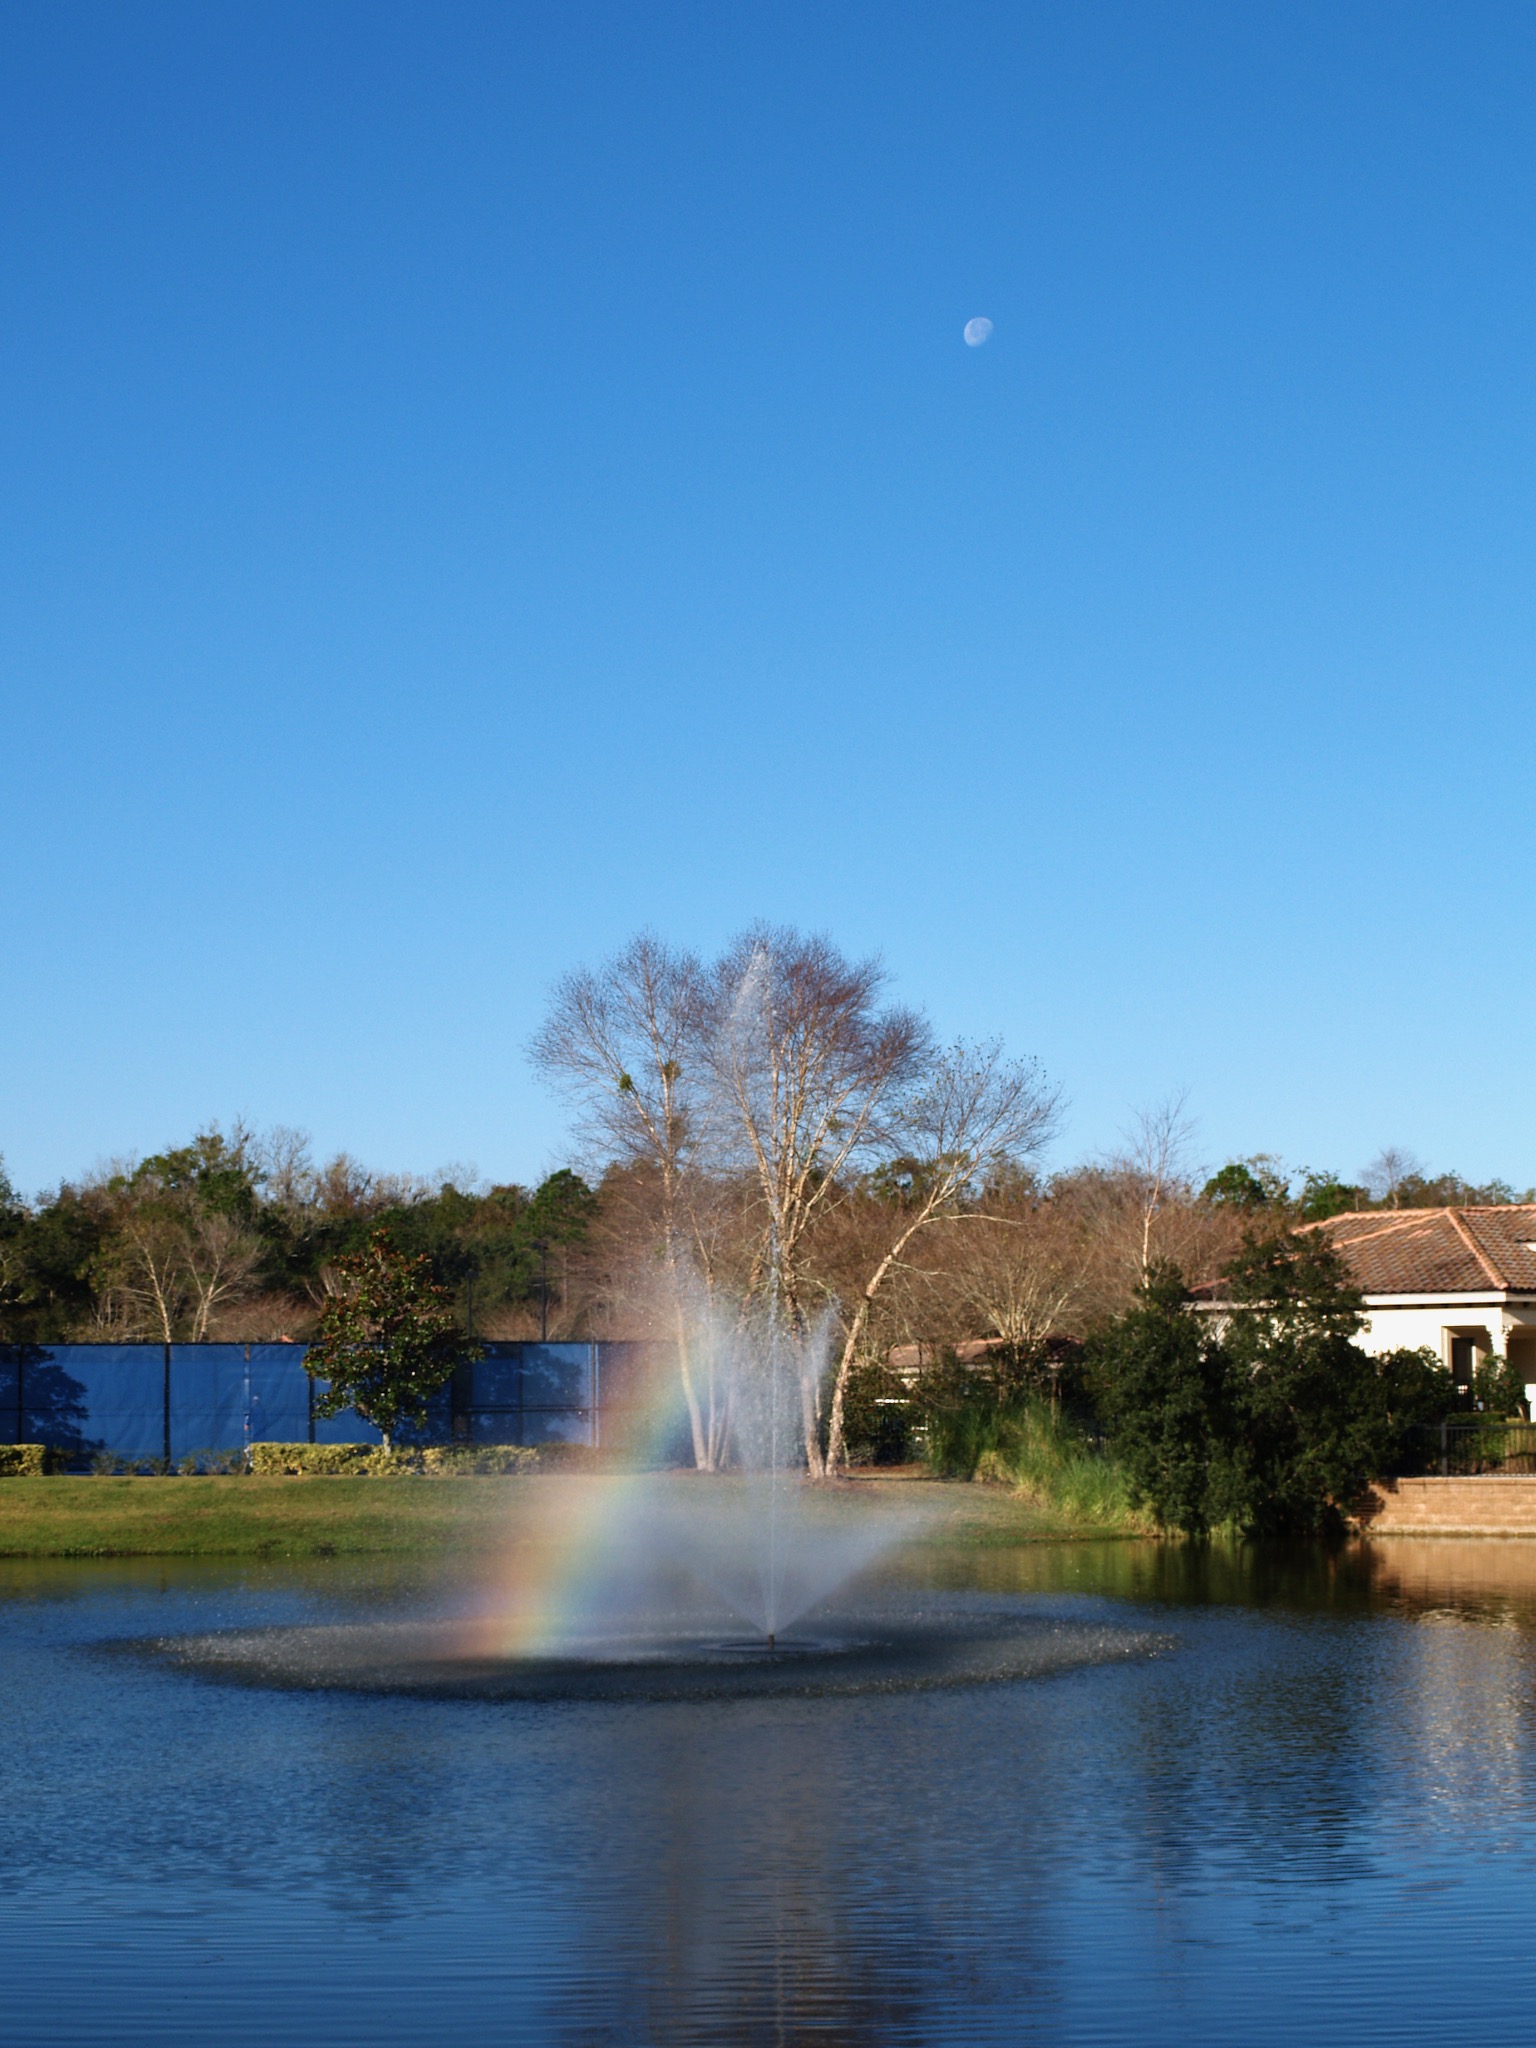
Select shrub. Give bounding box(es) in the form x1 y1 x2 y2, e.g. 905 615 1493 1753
0 1444 52 1476
1091 1238 1460 1538
245 1441 543 1477
1088 1264 1235 1536
837 1356 917 1465
526 1441 603 1471
247 1443 394 1476
1474 1351 1529 1419
418 1444 540 1476
1368 1348 1455 1472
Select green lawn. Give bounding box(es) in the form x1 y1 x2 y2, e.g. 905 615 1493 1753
0 1471 1145 1557
0 1475 524 1557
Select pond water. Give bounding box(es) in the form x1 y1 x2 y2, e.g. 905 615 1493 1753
5 1537 1536 2046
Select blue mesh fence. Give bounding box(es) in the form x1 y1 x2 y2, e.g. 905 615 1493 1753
0 1341 671 1461
18 1344 164 1459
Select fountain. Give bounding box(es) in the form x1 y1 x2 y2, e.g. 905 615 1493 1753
136 1301 1168 1700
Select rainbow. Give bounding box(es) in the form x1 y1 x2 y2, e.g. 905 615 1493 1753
452 1354 710 1661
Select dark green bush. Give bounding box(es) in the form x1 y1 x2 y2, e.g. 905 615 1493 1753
1088 1266 1234 1536
1091 1238 1459 1537
838 1357 917 1465
1474 1351 1529 1419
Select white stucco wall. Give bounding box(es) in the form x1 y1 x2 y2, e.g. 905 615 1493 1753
1356 1298 1536 1369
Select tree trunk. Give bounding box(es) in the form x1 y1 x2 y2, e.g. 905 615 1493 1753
675 1310 710 1470
801 1368 826 1478
825 1212 935 1472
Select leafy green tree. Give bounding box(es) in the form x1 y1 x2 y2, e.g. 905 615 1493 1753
1218 1231 1454 1534
1089 1264 1235 1536
1474 1350 1528 1418
1293 1160 1531 1220
131 1126 262 1223
1200 1158 1288 1209
0 1183 108 1342
1390 1170 1528 1208
248 1158 599 1340
521 1166 600 1244
1296 1171 1364 1221
0 1158 24 1328
1370 1346 1459 1464
303 1229 479 1451
1093 1235 1455 1536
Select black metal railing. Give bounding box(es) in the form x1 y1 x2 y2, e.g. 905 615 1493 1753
1418 1420 1536 1477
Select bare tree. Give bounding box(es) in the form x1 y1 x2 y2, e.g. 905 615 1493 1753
531 927 1058 1476
530 933 738 1463
1362 1146 1424 1209
1035 1156 1246 1331
821 1040 1060 1469
95 1191 264 1341
255 1126 317 1210
179 1207 266 1338
705 927 930 1471
948 1198 1082 1353
1114 1092 1197 1281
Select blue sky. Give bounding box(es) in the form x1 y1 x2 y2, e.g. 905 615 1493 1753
3 1 1532 1198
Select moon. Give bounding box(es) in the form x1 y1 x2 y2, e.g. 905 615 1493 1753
963 316 994 347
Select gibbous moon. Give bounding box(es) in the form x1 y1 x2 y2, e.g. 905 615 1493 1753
963 316 994 346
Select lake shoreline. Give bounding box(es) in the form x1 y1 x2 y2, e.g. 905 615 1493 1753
0 1470 1147 1557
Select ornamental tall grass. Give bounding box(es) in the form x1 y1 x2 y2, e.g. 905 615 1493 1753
925 1396 1142 1528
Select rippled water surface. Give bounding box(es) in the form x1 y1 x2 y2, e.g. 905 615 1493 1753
6 1536 1536 2046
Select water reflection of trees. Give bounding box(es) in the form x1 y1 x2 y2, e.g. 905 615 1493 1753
16 1546 1536 2042
108 1556 1536 2025
952 1538 1536 1905
168 1685 1078 2040
540 1700 1066 2047
935 1530 1536 1628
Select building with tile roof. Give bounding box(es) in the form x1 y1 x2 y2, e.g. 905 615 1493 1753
1300 1207 1536 1396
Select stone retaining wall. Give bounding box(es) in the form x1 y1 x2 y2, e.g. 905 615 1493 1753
1363 1476 1536 1535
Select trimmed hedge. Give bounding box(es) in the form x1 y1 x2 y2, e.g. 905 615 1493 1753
0 1441 579 1479
246 1442 541 1477
247 1444 389 1476
0 1445 52 1477
420 1444 541 1476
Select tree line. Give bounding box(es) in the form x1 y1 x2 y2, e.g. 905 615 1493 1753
3 922 1527 1493
0 1127 596 1348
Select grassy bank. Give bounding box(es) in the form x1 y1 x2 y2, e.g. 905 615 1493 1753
0 1469 1145 1557
0 1476 524 1557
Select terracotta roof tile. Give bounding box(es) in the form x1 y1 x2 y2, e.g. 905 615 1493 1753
1302 1207 1536 1294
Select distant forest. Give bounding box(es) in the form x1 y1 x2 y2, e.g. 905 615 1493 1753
0 1120 1526 1350
0 1126 597 1346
